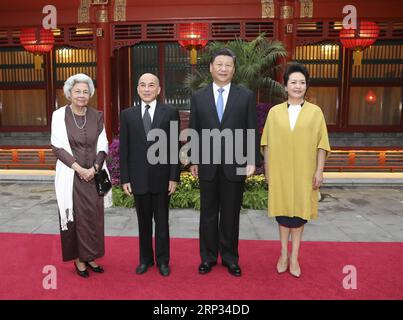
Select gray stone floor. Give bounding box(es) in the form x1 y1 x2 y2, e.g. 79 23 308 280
1 181 403 242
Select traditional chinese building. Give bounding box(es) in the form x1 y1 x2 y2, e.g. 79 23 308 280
0 0 402 169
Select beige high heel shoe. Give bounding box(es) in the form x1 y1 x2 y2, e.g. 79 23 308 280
276 256 288 274
289 259 301 278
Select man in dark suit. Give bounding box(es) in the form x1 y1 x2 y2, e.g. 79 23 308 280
189 48 260 277
120 73 180 277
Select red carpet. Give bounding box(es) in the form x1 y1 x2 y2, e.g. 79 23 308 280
0 233 402 300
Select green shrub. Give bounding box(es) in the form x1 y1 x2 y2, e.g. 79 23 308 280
170 188 200 209
112 172 268 210
242 189 268 210
112 186 134 207
245 174 267 191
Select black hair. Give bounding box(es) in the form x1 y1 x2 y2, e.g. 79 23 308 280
210 48 236 64
283 62 310 87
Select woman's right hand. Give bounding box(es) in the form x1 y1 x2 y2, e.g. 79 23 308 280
72 163 93 182
81 168 95 182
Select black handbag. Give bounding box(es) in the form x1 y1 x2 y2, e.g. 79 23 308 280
94 168 112 196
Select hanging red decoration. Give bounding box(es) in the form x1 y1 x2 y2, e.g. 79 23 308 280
178 23 209 65
365 90 377 103
339 21 380 66
20 27 55 69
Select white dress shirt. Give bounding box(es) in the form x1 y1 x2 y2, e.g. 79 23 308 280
288 103 302 131
213 82 231 112
141 100 157 121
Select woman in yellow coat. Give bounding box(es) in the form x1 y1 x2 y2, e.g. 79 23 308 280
261 62 331 278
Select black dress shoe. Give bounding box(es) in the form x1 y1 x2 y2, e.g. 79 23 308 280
136 262 154 275
158 264 170 277
74 262 89 278
85 261 104 273
222 261 242 277
198 261 217 274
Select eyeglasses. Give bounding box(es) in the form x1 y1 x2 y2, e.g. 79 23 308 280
213 63 234 70
72 90 90 96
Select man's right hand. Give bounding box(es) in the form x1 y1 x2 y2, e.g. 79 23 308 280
122 183 132 196
189 165 198 177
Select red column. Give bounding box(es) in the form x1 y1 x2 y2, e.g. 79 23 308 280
94 4 112 141
44 50 55 130
277 0 296 83
158 43 165 104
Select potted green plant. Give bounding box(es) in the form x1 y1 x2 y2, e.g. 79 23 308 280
183 33 287 104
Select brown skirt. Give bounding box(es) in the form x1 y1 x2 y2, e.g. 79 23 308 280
59 174 105 262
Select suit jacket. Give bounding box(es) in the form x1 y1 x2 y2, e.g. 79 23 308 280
189 83 261 182
120 102 180 194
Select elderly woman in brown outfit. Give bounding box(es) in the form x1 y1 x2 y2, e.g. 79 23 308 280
51 73 109 278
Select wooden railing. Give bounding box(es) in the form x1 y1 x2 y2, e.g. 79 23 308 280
0 148 56 170
325 149 403 172
1 148 403 172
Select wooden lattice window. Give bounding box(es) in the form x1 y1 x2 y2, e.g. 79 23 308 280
294 43 341 125
131 43 159 106
294 43 341 81
0 47 44 85
351 40 403 82
54 47 96 83
54 47 97 108
348 41 403 126
0 47 47 126
131 42 207 110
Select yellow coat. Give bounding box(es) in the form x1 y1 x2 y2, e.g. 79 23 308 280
260 101 331 220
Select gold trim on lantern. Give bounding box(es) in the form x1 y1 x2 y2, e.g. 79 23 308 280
189 47 198 65
33 54 43 70
352 49 363 67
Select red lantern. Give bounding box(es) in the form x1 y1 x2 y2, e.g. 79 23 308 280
178 23 208 65
340 21 379 66
20 28 55 69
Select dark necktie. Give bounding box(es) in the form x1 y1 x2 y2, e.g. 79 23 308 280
143 105 152 135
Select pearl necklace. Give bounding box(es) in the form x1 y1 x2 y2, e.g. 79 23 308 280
70 105 87 129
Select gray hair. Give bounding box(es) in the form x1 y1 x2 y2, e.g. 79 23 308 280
63 73 95 100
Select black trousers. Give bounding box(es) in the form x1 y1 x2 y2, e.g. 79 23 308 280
134 192 170 266
199 166 245 265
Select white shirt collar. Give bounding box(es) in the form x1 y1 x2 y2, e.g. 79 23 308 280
213 82 231 93
141 100 157 120
212 82 231 111
141 99 157 111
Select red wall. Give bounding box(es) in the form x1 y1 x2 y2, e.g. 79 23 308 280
0 0 80 27
308 0 403 19
125 0 261 21
0 0 261 28
0 0 401 28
